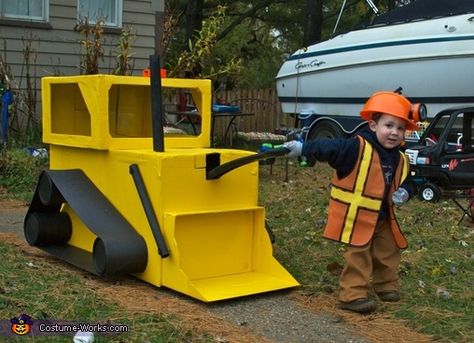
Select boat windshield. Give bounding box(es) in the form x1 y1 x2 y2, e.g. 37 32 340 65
360 0 474 29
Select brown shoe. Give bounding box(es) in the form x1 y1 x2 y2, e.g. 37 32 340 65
338 298 376 313
377 291 400 302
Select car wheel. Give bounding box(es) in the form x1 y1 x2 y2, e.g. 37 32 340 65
418 183 441 202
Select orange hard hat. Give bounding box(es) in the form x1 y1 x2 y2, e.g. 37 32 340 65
360 91 426 131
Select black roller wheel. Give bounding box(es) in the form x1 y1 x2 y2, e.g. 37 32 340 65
93 238 107 276
418 183 441 202
38 172 64 208
24 212 72 246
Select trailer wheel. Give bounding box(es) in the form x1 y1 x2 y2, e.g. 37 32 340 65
418 183 441 202
307 121 345 139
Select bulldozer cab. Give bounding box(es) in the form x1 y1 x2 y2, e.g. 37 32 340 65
43 75 211 150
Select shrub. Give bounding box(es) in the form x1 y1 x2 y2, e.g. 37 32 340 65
0 148 47 200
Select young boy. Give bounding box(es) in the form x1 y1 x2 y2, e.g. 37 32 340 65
283 91 421 313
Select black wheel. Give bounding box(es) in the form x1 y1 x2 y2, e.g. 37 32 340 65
24 212 72 246
93 238 107 275
307 121 345 139
418 183 441 202
38 172 64 208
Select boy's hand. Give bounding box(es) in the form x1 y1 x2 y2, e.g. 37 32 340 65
283 140 303 158
392 187 409 205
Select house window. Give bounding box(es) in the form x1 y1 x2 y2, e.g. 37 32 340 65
0 0 48 22
77 0 122 28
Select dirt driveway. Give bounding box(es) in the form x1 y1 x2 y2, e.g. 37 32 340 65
0 199 434 343
0 198 27 235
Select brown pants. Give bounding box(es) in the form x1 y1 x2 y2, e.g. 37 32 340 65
339 220 400 302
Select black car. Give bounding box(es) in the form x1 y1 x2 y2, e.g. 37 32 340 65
405 107 474 202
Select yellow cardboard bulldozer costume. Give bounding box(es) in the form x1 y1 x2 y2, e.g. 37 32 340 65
24 63 298 302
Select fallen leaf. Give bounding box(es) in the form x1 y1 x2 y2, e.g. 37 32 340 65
436 287 450 300
431 265 443 276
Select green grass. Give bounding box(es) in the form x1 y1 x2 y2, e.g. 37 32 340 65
261 159 474 343
0 146 472 342
0 243 211 342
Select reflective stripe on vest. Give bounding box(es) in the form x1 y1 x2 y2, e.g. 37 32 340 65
400 152 409 184
332 141 381 244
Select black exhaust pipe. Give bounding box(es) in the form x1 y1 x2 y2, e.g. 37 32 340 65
149 54 165 152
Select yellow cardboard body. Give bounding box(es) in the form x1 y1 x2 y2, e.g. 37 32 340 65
41 75 298 301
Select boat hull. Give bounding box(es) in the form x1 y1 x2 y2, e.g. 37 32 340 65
276 13 474 118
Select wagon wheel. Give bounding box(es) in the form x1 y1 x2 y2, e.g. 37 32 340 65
418 183 441 202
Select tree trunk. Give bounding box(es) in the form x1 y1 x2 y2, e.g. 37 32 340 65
303 0 323 46
184 0 203 48
184 0 203 76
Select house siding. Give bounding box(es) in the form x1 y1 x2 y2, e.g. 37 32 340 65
0 0 156 125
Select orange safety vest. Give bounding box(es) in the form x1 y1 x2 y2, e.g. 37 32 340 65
323 136 409 248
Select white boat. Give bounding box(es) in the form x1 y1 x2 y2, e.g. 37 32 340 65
275 0 474 137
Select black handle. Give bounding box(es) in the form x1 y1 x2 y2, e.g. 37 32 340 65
130 164 169 258
206 148 289 180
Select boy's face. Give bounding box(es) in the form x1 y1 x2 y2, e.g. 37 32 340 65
368 114 406 149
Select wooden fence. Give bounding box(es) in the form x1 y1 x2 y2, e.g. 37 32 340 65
213 88 294 138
